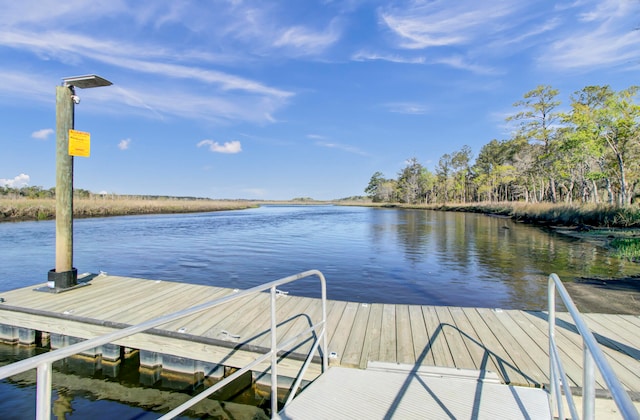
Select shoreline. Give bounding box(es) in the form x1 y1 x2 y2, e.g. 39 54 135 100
563 277 640 315
0 198 259 222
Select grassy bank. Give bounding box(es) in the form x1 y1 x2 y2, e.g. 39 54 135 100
388 201 640 261
391 202 640 228
0 197 258 222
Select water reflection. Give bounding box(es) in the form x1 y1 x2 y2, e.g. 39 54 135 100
371 209 637 309
0 206 637 310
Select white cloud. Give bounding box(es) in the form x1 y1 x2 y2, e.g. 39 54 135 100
197 140 242 154
380 2 520 49
542 1 640 71
273 19 341 55
0 29 293 99
432 55 499 75
384 102 429 115
0 173 30 188
118 138 131 150
0 19 293 124
351 50 425 64
315 140 368 157
31 128 54 140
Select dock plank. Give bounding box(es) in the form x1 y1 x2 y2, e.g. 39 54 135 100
476 308 547 387
159 287 236 333
7 276 151 315
395 305 414 365
496 311 550 386
520 310 601 389
226 294 301 347
226 294 307 348
434 306 475 370
421 306 455 367
328 302 360 366
378 304 396 363
272 295 326 357
118 283 219 324
407 304 435 366
360 303 383 368
341 303 371 368
461 308 531 386
623 315 640 329
446 307 502 375
580 314 640 359
555 313 640 391
325 300 347 351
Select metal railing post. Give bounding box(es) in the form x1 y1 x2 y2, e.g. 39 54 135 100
36 362 52 420
270 285 278 418
321 274 328 373
547 273 639 420
583 346 595 420
547 276 557 417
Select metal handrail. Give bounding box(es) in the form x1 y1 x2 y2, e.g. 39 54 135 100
0 269 328 419
548 273 639 420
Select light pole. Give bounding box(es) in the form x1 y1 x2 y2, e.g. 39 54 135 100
48 75 112 292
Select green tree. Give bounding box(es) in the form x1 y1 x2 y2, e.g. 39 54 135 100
601 87 640 206
564 85 615 204
508 85 561 202
365 171 386 202
436 154 453 203
451 145 473 203
397 158 424 204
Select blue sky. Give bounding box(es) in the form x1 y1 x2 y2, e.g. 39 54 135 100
1 1 639 200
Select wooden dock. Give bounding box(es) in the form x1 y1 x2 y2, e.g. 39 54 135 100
0 274 639 399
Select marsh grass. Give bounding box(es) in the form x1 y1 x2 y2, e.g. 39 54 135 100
396 202 640 228
0 197 257 221
609 237 640 261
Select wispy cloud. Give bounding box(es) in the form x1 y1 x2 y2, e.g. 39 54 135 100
379 2 520 49
432 56 498 75
384 102 429 115
118 138 131 150
0 70 53 104
315 140 369 156
377 1 640 75
32 128 53 140
351 50 425 64
197 139 242 154
0 30 293 99
542 1 640 71
0 3 297 124
274 19 341 55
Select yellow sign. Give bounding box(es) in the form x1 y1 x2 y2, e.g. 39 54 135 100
69 129 90 157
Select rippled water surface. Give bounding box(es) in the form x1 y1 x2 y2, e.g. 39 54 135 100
2 205 637 309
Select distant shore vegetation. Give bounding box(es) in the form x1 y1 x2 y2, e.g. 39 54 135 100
0 186 369 222
0 187 257 221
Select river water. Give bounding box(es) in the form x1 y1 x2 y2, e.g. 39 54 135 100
1 204 637 309
1 205 638 417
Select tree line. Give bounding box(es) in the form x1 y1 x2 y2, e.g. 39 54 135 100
366 85 640 206
1 185 92 199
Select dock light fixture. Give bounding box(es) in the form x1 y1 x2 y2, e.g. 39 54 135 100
47 75 112 292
